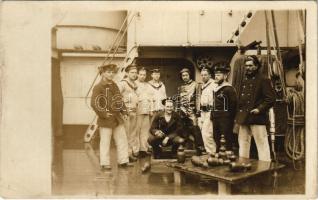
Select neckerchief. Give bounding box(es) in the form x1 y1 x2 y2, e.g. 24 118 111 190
201 79 213 91
121 79 137 91
183 79 193 85
148 81 163 90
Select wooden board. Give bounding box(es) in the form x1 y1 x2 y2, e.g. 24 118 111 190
166 157 284 185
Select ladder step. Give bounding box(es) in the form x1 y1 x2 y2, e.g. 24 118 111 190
84 116 98 143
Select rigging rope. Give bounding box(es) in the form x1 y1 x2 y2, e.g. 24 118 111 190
284 10 305 169
267 10 287 99
285 88 305 169
84 12 137 109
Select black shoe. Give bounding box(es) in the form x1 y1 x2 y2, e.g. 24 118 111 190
129 155 138 162
118 162 134 168
100 165 111 171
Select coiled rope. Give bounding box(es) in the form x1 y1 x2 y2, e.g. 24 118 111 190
285 88 305 169
284 10 305 169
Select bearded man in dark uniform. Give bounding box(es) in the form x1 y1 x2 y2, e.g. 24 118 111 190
210 62 237 152
235 55 276 161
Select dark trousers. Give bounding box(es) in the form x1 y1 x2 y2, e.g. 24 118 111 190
212 116 234 152
147 134 185 158
179 113 205 152
185 125 205 151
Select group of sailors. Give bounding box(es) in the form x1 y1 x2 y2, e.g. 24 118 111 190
91 55 276 171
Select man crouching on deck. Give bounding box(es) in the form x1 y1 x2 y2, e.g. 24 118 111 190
91 64 133 172
148 97 185 159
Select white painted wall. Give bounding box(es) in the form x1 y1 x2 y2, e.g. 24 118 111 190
131 10 303 47
60 56 124 124
132 10 247 46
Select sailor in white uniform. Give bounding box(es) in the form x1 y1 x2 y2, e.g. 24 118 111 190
148 68 167 121
199 67 217 154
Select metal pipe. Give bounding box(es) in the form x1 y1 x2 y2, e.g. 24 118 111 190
269 107 276 161
269 107 278 181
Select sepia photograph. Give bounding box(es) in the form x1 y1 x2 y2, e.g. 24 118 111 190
0 1 317 199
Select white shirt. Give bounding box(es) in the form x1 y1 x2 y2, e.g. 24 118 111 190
200 79 217 107
118 78 139 111
148 80 167 112
136 80 152 114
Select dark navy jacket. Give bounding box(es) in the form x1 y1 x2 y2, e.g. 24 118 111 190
210 83 237 120
235 73 276 125
149 111 183 140
91 79 127 128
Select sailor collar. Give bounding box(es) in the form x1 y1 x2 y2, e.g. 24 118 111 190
183 79 193 85
121 79 137 90
148 81 163 90
213 82 232 93
201 79 213 91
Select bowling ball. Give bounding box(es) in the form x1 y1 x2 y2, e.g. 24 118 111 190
229 155 237 162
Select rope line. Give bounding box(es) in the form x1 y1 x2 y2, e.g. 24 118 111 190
84 12 137 109
285 88 305 169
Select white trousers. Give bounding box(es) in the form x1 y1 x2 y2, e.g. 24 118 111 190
99 125 129 166
199 112 216 154
136 114 151 152
238 125 271 161
123 112 138 155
